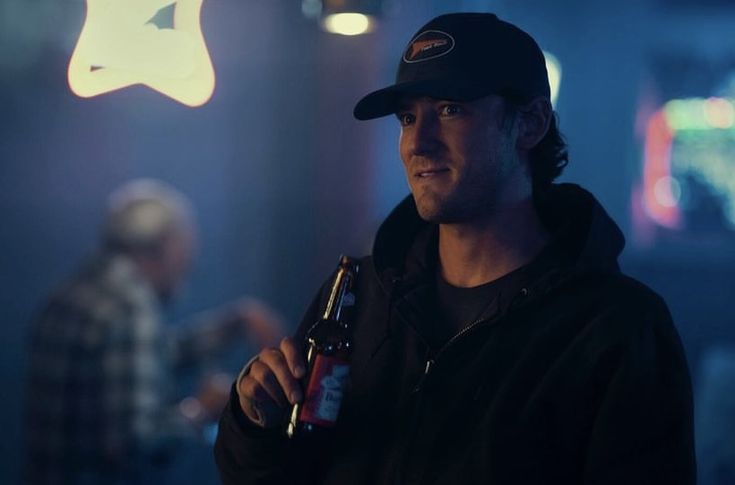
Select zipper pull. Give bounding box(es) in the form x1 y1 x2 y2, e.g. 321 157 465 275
413 359 435 393
424 359 434 375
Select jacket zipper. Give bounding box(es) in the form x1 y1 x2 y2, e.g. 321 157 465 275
397 316 494 484
412 315 489 393
413 284 534 392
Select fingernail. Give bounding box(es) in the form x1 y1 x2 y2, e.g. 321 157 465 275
291 390 303 404
294 366 305 378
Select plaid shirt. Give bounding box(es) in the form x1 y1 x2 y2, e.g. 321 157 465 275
25 252 239 484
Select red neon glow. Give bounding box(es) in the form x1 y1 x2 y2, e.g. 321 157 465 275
642 110 681 229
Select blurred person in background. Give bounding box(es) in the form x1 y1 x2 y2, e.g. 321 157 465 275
24 179 285 484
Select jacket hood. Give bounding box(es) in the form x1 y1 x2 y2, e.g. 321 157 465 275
371 183 625 290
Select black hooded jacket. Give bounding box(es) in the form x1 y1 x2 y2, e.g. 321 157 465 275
215 184 695 485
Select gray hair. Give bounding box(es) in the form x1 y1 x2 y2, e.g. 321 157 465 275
102 179 195 253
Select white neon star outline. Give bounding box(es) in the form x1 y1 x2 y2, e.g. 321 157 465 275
68 0 215 107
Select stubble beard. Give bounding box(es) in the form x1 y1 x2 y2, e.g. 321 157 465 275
410 121 519 225
412 174 501 225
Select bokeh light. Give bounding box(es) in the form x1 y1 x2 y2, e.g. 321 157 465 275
321 13 375 36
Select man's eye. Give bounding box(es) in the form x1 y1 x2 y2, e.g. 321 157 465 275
439 104 462 116
397 113 415 126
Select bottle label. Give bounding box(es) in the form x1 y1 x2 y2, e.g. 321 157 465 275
300 354 349 427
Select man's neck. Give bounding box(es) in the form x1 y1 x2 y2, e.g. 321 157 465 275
438 197 550 288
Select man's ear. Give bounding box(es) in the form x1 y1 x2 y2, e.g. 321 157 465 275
516 97 552 152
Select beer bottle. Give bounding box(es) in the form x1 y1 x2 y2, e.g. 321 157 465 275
286 255 358 439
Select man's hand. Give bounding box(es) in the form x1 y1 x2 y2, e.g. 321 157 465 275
237 336 306 428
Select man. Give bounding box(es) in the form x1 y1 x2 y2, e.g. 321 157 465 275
25 179 283 483
215 13 695 484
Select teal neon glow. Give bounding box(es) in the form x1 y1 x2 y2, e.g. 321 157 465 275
653 97 735 229
664 97 735 132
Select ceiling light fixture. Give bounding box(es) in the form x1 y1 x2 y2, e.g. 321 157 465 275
303 0 382 36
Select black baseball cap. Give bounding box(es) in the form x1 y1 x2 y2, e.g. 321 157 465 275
353 13 550 120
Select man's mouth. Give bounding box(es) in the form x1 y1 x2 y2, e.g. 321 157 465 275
415 168 450 178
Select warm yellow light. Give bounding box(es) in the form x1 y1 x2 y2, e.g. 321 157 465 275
543 51 562 108
322 13 374 36
68 0 215 107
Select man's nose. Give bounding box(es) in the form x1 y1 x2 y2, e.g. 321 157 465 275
408 114 441 157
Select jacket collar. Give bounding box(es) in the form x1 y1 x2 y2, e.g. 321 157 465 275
371 183 625 299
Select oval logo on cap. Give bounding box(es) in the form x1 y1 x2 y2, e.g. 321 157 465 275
403 30 455 64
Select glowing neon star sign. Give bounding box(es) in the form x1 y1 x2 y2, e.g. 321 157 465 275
68 0 215 107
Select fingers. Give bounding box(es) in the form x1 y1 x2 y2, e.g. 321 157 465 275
279 337 306 380
247 359 289 407
237 377 282 427
258 344 303 405
235 339 306 428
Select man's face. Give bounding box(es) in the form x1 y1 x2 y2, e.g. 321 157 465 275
397 94 526 224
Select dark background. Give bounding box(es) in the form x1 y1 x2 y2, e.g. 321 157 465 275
2 0 734 483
